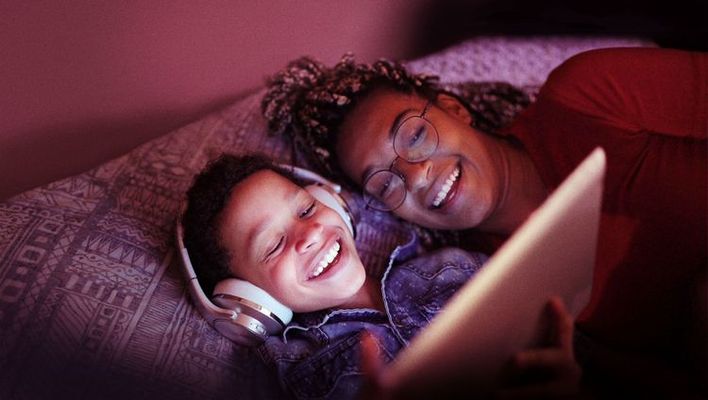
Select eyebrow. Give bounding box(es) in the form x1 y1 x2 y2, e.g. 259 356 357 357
249 185 302 260
360 107 416 183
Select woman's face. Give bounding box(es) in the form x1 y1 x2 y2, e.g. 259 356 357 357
218 170 366 313
336 89 505 230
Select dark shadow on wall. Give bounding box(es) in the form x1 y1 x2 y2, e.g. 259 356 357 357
408 0 707 58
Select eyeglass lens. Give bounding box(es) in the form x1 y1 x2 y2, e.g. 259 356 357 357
393 116 437 162
364 169 406 210
364 113 438 210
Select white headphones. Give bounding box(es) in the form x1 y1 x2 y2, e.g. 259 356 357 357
175 164 358 346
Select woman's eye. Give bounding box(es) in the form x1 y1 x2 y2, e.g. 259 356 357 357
378 177 393 199
300 202 316 218
409 125 426 147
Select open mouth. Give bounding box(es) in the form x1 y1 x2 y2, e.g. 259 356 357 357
431 165 461 209
307 240 342 280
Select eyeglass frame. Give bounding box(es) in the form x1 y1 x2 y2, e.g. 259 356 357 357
362 99 439 211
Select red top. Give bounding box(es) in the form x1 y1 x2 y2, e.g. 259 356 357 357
502 47 707 362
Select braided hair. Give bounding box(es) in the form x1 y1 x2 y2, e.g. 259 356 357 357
262 53 532 181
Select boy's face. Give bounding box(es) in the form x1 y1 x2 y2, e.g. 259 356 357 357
218 170 366 313
335 89 504 230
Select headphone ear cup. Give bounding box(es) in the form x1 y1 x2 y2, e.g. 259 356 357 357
211 278 293 344
305 183 357 238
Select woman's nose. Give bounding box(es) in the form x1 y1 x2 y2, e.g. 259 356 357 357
397 158 432 193
294 221 323 253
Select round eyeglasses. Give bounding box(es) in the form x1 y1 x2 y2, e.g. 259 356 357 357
363 100 439 211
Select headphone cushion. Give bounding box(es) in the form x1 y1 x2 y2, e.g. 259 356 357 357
212 278 293 325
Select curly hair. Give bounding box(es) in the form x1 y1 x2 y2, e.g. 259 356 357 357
261 53 532 181
181 153 297 296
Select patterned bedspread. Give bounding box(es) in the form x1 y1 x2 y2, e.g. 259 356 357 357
0 36 652 400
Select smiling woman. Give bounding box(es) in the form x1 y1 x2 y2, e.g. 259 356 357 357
262 46 708 397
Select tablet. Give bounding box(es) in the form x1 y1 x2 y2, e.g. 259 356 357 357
383 147 606 397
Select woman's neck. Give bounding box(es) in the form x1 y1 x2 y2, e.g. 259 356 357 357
479 141 547 235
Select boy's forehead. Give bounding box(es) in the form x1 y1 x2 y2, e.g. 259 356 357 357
219 170 301 259
228 170 299 216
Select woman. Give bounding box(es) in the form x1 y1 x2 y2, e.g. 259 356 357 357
262 47 707 396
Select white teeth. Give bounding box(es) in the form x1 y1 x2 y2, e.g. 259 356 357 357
312 241 341 277
433 167 460 207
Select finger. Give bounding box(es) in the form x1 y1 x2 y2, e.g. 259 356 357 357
512 349 583 382
360 331 383 378
512 348 569 371
359 331 385 400
546 296 574 351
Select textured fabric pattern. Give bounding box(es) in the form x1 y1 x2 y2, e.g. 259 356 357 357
0 36 652 400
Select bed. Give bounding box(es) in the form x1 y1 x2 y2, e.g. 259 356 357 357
0 36 653 400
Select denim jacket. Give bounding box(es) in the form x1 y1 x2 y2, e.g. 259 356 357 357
257 233 488 400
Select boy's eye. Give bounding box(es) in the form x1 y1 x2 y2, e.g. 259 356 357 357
266 236 284 258
300 201 316 218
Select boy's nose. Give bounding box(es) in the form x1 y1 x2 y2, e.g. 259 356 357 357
295 221 323 253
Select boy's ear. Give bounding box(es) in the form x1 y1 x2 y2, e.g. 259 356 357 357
435 93 473 125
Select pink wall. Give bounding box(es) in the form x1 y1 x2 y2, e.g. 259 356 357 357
0 1 426 200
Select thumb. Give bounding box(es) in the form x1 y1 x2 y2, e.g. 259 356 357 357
359 331 388 400
360 331 383 378
547 296 574 353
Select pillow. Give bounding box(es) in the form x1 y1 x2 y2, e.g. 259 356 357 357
0 36 653 400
